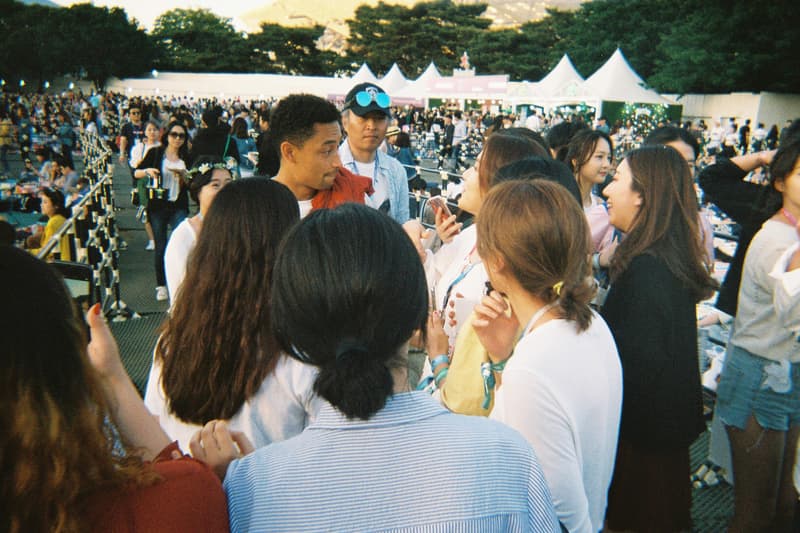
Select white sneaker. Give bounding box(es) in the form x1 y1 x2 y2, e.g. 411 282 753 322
145 240 155 251
156 286 168 301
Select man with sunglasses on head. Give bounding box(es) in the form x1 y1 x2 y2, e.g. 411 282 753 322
339 83 410 224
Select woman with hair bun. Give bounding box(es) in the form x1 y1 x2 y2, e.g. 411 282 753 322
601 146 718 532
192 204 561 533
460 180 622 533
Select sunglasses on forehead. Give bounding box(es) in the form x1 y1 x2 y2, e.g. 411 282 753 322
352 90 391 109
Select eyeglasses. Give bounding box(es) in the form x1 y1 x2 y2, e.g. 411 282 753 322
352 90 391 109
168 131 186 139
130 111 141 115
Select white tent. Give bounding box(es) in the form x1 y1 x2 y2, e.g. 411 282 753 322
380 63 409 92
579 48 674 105
350 63 380 85
537 54 584 98
415 62 443 84
105 72 350 99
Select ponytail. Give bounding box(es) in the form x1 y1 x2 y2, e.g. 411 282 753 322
314 339 394 420
557 277 596 332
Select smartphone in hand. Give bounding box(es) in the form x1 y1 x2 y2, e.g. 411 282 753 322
428 196 452 218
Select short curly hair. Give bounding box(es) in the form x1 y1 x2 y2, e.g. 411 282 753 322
269 94 341 154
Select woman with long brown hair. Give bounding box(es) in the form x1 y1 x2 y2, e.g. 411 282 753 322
601 145 717 532
454 179 622 533
407 129 548 414
0 246 228 533
145 178 321 453
566 129 617 274
135 120 191 301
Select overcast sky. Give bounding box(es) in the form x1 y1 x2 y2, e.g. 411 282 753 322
53 0 270 29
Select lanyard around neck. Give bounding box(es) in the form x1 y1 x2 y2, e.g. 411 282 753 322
518 301 558 343
441 245 479 310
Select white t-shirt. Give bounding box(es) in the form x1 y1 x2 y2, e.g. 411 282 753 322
144 352 325 453
164 218 197 306
162 157 186 202
491 313 622 533
424 225 486 346
355 159 388 212
298 198 313 219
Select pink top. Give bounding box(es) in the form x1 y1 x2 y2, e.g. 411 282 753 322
585 195 615 254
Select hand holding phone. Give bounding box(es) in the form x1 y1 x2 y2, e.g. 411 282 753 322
432 199 461 244
427 195 451 218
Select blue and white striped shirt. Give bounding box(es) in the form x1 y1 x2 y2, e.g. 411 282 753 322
224 391 560 532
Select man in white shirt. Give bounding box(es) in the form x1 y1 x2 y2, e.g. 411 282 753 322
525 111 541 132
451 111 468 164
339 83 410 223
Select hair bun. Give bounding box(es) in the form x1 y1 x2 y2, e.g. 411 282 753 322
335 338 369 363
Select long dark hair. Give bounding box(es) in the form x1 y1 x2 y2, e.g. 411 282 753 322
271 204 428 420
157 178 299 423
0 247 153 533
160 120 190 162
610 146 717 302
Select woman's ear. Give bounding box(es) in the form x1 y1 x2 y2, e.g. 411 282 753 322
483 253 507 286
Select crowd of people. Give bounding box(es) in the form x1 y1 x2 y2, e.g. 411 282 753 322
1 79 799 533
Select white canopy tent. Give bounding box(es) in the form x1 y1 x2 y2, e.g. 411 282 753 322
579 48 675 106
380 63 410 92
415 62 443 84
536 54 584 99
506 54 584 108
349 63 380 85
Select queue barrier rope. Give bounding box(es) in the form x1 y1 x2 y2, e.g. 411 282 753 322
37 132 138 321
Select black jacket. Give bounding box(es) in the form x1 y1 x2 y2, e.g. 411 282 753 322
188 124 239 168
602 254 705 450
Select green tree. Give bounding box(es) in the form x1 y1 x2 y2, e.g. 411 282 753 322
547 0 692 84
0 3 70 87
468 10 571 81
0 2 154 89
151 8 249 72
344 0 491 77
651 0 800 93
63 3 156 89
248 24 338 75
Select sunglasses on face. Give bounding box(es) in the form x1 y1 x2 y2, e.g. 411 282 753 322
353 90 391 109
168 131 186 139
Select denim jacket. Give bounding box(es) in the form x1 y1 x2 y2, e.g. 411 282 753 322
339 141 410 224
